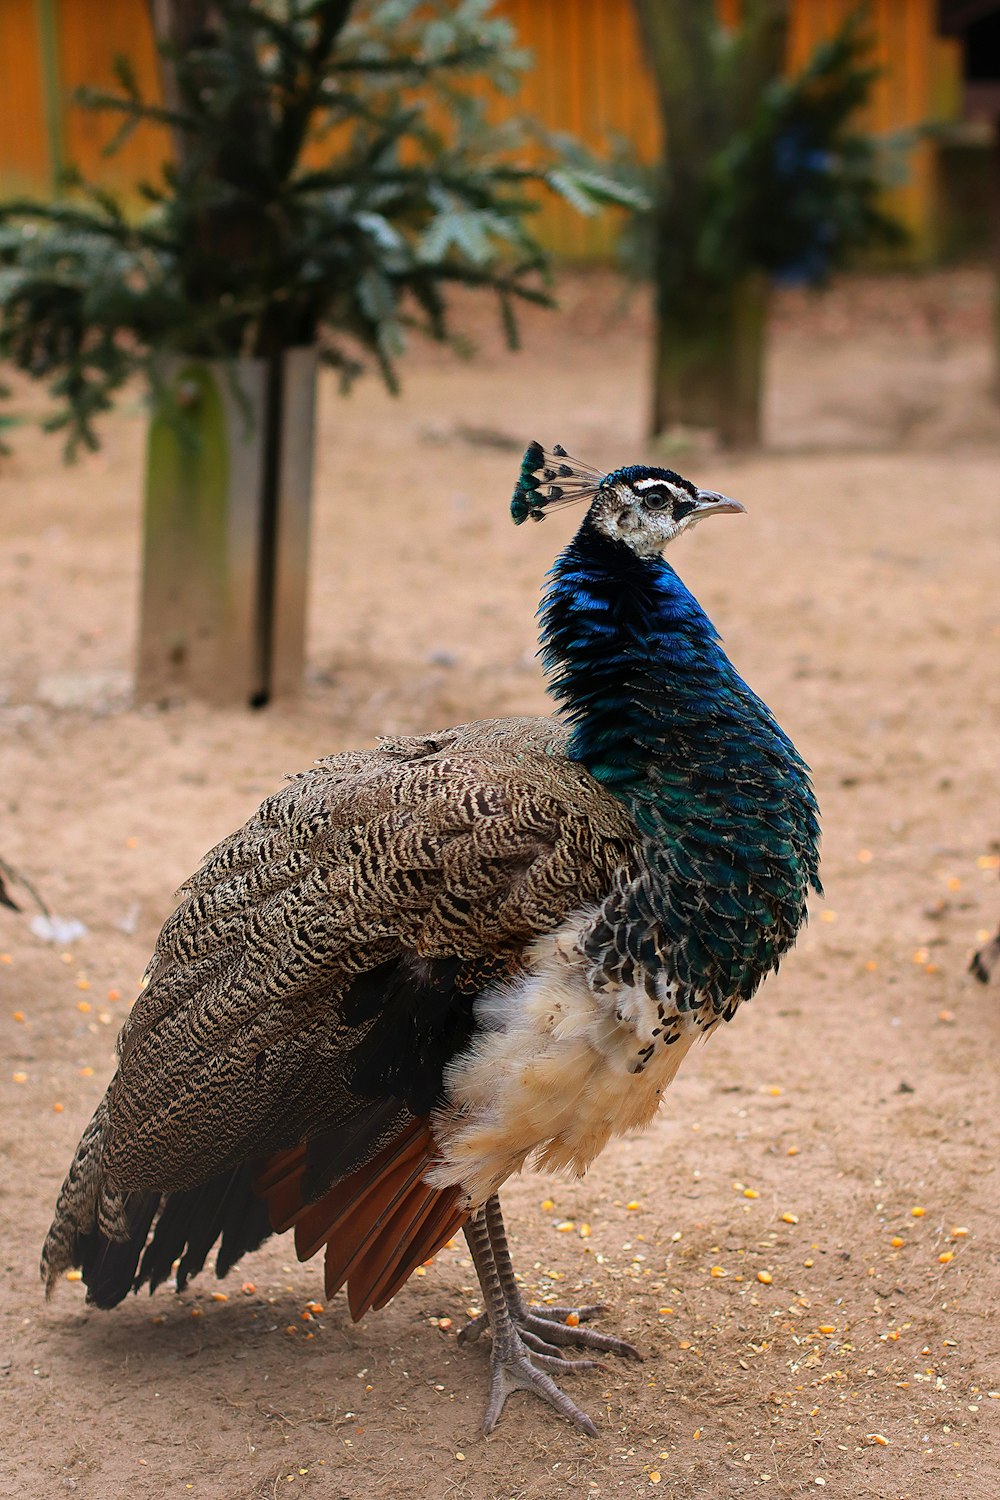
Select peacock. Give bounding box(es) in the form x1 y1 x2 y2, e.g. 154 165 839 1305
42 443 821 1436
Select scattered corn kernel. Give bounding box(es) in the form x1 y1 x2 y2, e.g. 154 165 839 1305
649 1473 662 1484
241 1282 256 1295
627 1200 641 1210
12 1011 24 1023
768 1086 782 1095
781 1213 799 1225
820 911 837 923
565 1312 580 1327
867 1433 889 1446
787 1145 800 1156
938 1251 954 1264
11 1072 26 1083
891 1237 905 1248
540 1198 555 1211
556 1220 575 1232
911 1206 926 1218
858 849 873 863
76 1000 91 1014
211 1292 228 1302
579 1223 591 1238
938 1009 955 1023
65 1269 82 1281
709 1266 726 1278
53 1102 64 1113
658 1307 674 1315
743 1188 760 1199
79 1066 94 1077
107 988 121 1002
818 1324 835 1334
757 1270 773 1285
864 959 878 971
950 1227 969 1239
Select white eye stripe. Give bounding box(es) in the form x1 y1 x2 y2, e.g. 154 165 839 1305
633 477 670 492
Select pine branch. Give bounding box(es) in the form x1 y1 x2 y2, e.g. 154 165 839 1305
0 0 636 451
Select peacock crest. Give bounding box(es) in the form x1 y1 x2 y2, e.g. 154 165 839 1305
510 441 606 524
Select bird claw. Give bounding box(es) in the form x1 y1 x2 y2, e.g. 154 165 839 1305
462 1196 642 1436
518 1309 642 1361
456 1309 489 1345
527 1301 606 1324
483 1326 599 1437
459 1298 641 1362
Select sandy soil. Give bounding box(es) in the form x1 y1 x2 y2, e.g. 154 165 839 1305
1 268 999 1500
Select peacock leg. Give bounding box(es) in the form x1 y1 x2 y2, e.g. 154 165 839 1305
460 1195 642 1362
463 1207 600 1436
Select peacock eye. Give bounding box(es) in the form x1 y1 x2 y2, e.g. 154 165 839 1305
642 490 671 511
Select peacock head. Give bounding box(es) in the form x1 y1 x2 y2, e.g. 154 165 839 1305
511 442 744 557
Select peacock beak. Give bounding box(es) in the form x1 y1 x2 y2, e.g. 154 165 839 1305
694 489 746 516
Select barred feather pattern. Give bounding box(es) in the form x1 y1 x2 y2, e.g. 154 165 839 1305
41 717 636 1291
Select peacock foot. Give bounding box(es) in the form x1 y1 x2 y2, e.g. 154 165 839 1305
459 1295 640 1362
483 1314 602 1437
462 1195 642 1435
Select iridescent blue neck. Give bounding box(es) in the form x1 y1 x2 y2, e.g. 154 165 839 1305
540 516 818 831
539 514 822 1005
541 518 746 783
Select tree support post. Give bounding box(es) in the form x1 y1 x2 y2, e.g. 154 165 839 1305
136 350 317 707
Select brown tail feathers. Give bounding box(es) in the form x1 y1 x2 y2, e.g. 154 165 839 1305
256 1118 467 1319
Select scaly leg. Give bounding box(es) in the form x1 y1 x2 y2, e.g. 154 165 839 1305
463 1206 600 1436
460 1195 642 1363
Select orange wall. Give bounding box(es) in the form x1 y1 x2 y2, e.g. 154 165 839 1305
0 0 50 196
0 0 961 259
56 0 167 187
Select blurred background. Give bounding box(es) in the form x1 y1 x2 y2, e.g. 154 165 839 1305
2 1 996 257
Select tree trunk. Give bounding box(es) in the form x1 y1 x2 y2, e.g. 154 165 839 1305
651 272 769 447
138 1 317 705
135 351 317 706
633 0 788 447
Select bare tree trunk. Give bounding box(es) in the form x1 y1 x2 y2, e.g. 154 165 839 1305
136 2 317 706
633 0 789 447
651 272 770 447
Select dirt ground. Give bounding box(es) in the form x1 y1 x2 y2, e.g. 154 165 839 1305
1 267 999 1500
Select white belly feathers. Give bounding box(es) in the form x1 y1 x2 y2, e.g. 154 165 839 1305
427 910 708 1209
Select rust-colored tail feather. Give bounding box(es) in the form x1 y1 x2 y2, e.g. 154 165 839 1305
366 1187 465 1314
256 1144 308 1231
255 1119 469 1319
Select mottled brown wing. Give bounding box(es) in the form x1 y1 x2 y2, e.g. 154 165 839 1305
88 720 634 1221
